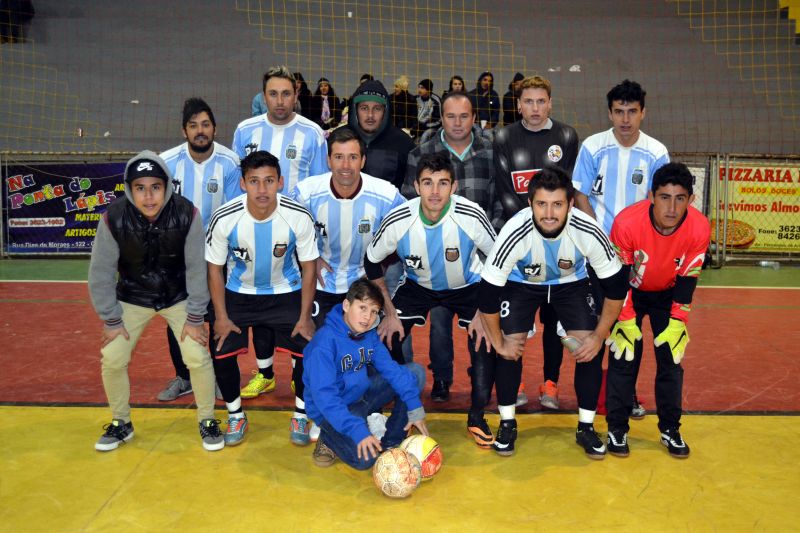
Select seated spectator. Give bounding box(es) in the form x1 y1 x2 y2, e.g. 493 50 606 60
308 77 343 130
294 72 313 118
389 75 418 133
415 78 441 139
443 75 466 98
251 91 267 117
502 72 524 126
468 71 500 129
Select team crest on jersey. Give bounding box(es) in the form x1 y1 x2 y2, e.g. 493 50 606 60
206 178 219 194
273 243 288 257
557 258 574 270
591 174 604 195
547 145 563 162
244 142 259 155
404 255 423 270
523 264 542 277
631 168 644 185
286 144 298 160
232 247 252 263
171 178 182 195
357 218 371 234
445 247 460 262
315 221 327 237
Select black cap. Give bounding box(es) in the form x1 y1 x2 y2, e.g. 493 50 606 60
125 156 169 184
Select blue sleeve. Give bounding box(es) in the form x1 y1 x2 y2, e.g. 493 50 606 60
311 135 330 176
370 337 423 412
572 144 595 195
251 93 266 117
232 128 244 159
304 336 372 444
223 163 242 202
391 190 406 210
652 152 670 177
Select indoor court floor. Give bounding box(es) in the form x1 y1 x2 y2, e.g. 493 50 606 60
1 259 798 531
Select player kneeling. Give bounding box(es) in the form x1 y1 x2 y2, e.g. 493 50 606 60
303 279 429 470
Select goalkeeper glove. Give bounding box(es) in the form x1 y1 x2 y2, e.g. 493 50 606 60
605 318 642 362
654 318 690 364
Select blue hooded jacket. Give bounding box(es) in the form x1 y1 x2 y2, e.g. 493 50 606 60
303 303 423 445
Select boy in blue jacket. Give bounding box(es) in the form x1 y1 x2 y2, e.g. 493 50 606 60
303 279 428 469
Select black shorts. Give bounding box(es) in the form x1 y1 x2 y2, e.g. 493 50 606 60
393 279 478 330
312 290 346 327
499 280 596 335
211 289 307 358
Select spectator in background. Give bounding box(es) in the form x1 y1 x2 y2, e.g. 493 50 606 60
502 72 524 126
294 72 313 119
469 71 500 130
251 91 268 117
443 75 466 98
309 77 343 131
415 78 441 139
389 75 418 133
340 73 376 126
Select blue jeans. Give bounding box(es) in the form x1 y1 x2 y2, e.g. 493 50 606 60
318 363 425 470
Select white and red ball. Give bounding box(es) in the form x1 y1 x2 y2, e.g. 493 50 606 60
400 434 443 480
372 448 422 498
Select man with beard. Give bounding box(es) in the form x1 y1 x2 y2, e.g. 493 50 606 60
478 166 628 459
156 97 242 402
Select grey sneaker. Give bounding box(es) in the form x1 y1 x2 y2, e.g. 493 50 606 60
95 419 134 451
630 396 646 420
515 390 529 407
157 376 192 402
199 419 224 451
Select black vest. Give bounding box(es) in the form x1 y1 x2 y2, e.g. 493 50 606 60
106 194 195 311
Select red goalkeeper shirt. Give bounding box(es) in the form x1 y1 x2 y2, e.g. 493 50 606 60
610 200 710 322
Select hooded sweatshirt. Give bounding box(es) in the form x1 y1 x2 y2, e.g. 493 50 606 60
303 302 425 445
88 150 209 328
348 80 415 190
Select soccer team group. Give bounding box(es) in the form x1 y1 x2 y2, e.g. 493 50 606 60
88 65 711 471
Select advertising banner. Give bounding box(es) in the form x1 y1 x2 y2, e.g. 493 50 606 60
710 162 800 252
2 162 125 253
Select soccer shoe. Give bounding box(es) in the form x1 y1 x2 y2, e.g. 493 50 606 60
224 414 248 446
467 415 495 449
576 425 607 460
660 428 690 458
538 380 559 410
492 419 518 456
515 382 529 407
312 437 336 467
199 419 224 451
631 396 646 420
431 379 450 402
95 419 134 451
157 376 192 402
607 429 630 457
290 417 311 446
240 371 276 399
309 421 321 443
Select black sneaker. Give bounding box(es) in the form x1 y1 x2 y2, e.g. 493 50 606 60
492 419 517 456
576 424 606 460
660 428 690 458
431 379 450 402
467 414 495 449
95 419 134 451
607 429 630 457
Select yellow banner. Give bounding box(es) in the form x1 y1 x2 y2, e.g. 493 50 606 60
710 163 800 252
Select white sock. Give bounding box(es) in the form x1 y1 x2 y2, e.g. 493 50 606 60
226 397 242 413
293 397 307 420
257 356 274 372
498 404 516 421
578 408 596 424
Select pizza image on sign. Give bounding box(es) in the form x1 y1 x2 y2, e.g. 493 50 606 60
710 219 756 248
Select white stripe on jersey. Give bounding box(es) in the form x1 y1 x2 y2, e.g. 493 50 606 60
205 194 319 295
482 207 621 287
231 113 329 194
160 142 241 229
572 128 669 234
289 172 405 294
367 195 495 291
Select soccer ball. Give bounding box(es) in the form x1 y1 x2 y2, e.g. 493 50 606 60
372 448 422 498
400 434 443 480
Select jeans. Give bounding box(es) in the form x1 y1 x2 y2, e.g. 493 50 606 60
318 362 425 470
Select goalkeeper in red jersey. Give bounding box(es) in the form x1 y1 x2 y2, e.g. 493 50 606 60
604 162 710 459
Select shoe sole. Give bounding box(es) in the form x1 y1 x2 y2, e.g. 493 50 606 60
240 385 276 399
661 437 690 458
539 397 559 410
225 435 246 446
467 427 494 449
95 431 134 452
584 450 607 460
203 440 225 451
608 449 630 458
630 412 646 420
313 457 336 467
157 388 193 402
493 447 514 457
291 437 311 446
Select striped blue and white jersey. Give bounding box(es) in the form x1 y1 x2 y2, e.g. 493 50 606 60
572 128 669 234
159 142 242 229
289 172 406 294
482 207 621 287
231 113 329 194
367 195 496 291
205 194 319 295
